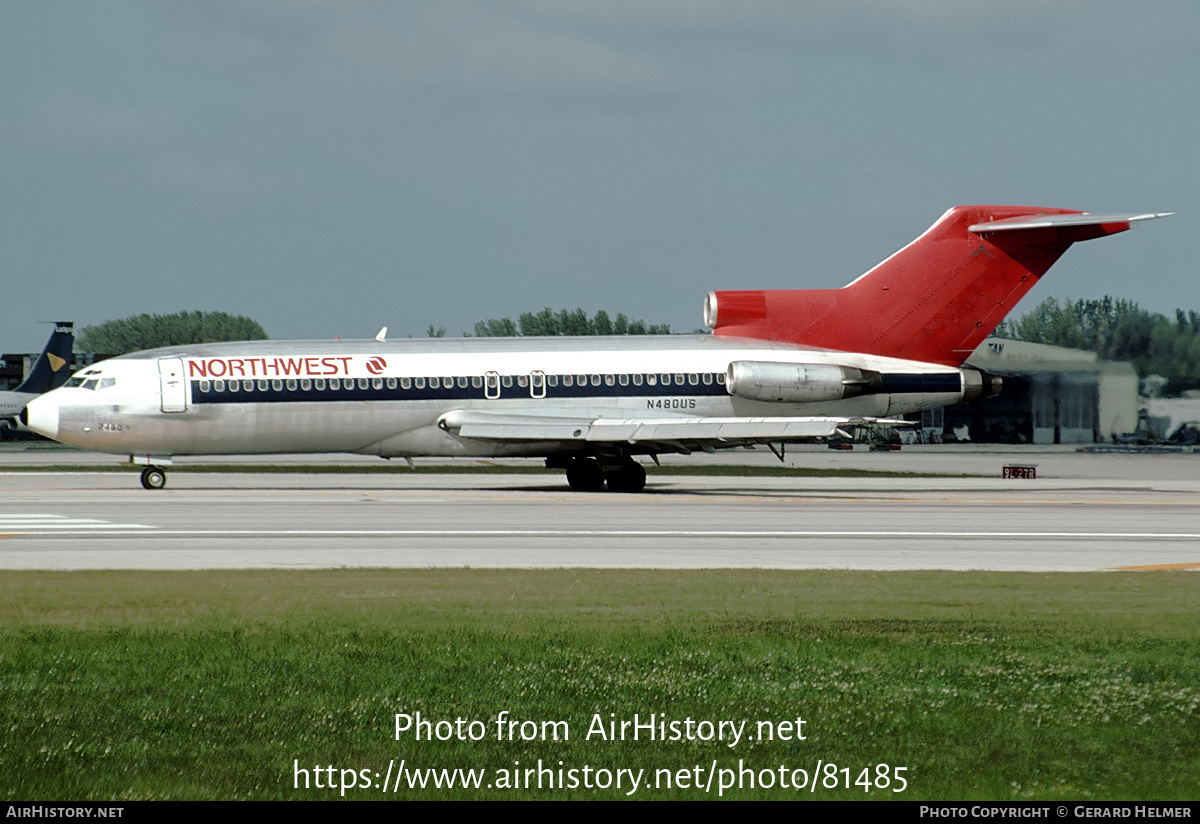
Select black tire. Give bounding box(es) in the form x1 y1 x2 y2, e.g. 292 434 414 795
604 461 646 493
140 467 167 490
565 458 605 492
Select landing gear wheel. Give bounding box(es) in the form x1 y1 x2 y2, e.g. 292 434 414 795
604 461 646 493
140 466 167 490
565 458 605 492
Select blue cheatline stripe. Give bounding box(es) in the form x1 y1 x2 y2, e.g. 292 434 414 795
189 371 961 405
189 373 731 405
879 373 962 394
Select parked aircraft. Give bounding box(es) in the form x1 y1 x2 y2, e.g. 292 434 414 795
0 322 74 435
22 207 1169 490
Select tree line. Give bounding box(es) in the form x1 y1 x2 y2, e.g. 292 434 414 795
994 296 1200 387
469 308 670 337
78 312 268 354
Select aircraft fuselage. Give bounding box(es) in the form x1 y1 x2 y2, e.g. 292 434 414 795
25 335 965 459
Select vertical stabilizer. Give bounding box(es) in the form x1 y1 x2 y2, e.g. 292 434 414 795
707 206 1170 366
14 322 75 393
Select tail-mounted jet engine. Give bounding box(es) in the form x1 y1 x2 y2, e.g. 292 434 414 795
960 368 1003 402
726 361 883 403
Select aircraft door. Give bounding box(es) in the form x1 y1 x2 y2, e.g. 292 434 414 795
530 370 546 399
158 358 187 412
485 371 500 400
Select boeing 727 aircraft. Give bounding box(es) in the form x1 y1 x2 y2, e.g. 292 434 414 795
22 206 1169 490
0 322 74 435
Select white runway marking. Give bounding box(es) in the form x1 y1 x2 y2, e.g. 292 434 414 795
6 526 1200 541
0 514 153 532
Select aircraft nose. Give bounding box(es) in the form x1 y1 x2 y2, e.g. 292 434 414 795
21 394 60 440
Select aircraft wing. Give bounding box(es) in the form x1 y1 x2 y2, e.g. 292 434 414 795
438 409 905 453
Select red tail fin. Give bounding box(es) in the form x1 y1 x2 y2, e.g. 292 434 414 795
707 205 1168 366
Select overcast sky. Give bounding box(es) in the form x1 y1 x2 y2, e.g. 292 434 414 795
2 1 1197 351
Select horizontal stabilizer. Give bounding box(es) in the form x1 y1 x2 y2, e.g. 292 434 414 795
968 211 1173 233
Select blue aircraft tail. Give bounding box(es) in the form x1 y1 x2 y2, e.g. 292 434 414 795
14 322 74 394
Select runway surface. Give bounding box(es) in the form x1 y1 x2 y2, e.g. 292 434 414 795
2 446 1199 571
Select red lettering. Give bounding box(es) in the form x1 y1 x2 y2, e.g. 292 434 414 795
207 359 227 378
321 357 337 375
337 357 352 373
305 358 320 375
281 357 304 376
189 360 207 378
228 358 246 377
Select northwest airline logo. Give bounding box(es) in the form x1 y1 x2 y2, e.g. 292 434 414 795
188 356 356 379
47 353 68 372
366 357 387 375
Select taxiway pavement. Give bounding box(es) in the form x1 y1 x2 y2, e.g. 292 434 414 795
2 446 1198 571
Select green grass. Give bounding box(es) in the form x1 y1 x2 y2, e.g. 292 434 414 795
1 570 1196 800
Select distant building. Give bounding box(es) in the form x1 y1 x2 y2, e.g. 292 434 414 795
933 337 1138 444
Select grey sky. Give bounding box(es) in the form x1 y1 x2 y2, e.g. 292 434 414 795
2 1 1197 351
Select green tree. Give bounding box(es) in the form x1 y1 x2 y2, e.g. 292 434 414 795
473 318 518 337
995 295 1200 382
78 311 268 354
475 308 670 337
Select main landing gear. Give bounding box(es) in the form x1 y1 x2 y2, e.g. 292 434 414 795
558 456 647 493
139 466 167 490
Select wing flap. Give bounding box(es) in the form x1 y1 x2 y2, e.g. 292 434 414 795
439 409 901 447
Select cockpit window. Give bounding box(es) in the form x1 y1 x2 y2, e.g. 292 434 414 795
65 377 85 388
98 378 116 389
81 379 98 390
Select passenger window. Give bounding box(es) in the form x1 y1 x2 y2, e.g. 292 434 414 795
688 373 698 385
229 380 240 392
214 380 225 392
563 375 573 387
646 374 656 386
400 377 411 389
372 378 383 390
502 376 513 388
471 376 482 389
429 377 440 389
315 379 326 391
272 379 283 391
618 374 628 386
415 377 425 389
517 375 528 388
604 374 614 386
359 378 369 390
702 373 712 385
547 375 558 387
633 374 643 386
457 376 468 389
301 379 312 391
286 379 298 391
199 380 211 393
327 379 339 390
590 374 600 386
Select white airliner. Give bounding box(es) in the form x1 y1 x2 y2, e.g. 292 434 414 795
22 206 1169 491
0 322 74 434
